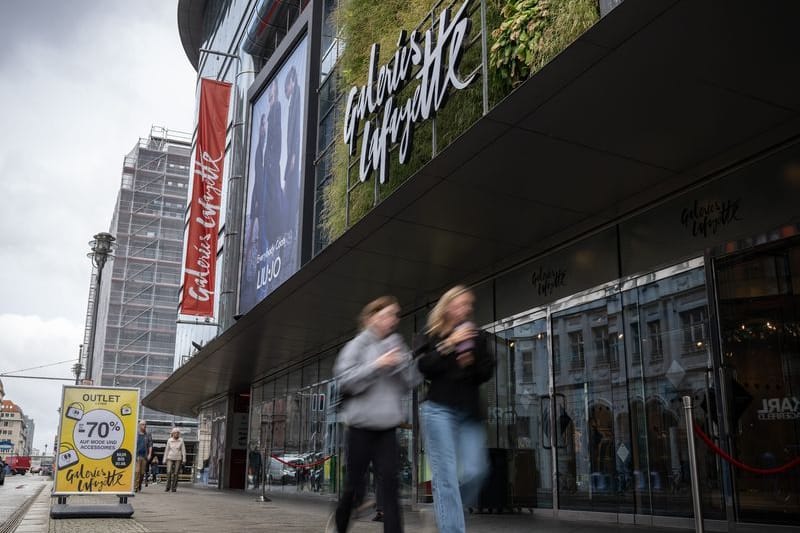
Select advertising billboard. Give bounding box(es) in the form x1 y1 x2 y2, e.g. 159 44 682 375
240 36 308 314
53 385 139 495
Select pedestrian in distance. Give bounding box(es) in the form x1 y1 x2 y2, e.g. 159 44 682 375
164 428 187 492
134 420 153 493
415 285 494 533
149 454 160 485
328 296 418 533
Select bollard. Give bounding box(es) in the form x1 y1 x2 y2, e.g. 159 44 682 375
682 395 704 533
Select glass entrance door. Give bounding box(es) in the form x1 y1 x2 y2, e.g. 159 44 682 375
715 237 800 525
494 314 553 509
619 263 723 518
551 289 636 513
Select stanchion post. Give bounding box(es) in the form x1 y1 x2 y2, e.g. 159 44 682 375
257 414 271 502
682 395 705 533
258 447 270 502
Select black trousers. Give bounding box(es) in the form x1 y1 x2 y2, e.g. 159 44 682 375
335 427 401 533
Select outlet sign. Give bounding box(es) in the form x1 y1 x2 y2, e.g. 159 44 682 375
53 385 140 495
343 0 476 183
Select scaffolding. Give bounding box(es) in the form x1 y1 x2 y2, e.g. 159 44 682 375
84 127 192 421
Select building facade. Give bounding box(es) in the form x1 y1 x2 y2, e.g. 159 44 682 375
83 127 192 421
21 415 34 456
0 400 33 455
146 1 800 530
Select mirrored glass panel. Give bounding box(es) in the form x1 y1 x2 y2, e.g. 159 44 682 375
716 237 800 525
495 315 554 509
552 292 635 513
622 264 723 518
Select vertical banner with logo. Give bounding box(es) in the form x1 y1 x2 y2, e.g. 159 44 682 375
181 78 233 317
53 386 139 495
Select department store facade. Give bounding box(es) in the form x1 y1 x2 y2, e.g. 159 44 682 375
146 1 800 530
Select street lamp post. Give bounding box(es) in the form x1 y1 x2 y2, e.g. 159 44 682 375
72 344 83 385
84 232 116 383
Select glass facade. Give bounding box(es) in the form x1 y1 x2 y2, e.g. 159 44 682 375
240 231 800 529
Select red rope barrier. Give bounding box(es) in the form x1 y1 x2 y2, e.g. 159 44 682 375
692 423 800 475
269 454 333 469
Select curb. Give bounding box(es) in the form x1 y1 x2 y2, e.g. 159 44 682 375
5 483 49 533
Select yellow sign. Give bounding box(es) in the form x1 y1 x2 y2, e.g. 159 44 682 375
53 385 139 495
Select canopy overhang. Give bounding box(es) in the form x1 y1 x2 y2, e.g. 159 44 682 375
147 0 800 418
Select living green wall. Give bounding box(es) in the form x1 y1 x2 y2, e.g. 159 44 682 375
321 0 599 243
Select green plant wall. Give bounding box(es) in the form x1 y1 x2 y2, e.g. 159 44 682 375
321 0 599 243
491 0 598 87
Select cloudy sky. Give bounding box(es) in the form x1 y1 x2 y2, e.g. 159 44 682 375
0 1 196 455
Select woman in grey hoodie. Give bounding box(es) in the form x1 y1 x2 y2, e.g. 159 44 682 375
331 296 416 533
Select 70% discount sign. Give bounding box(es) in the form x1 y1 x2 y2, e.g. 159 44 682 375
74 409 126 460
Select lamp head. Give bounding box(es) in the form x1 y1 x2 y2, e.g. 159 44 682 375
87 232 116 268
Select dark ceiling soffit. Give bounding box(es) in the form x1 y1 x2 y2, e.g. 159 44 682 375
143 0 684 416
177 0 207 71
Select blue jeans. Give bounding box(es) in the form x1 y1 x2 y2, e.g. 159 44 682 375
421 401 488 533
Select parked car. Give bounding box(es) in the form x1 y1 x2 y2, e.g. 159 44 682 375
267 455 303 485
40 459 54 477
29 459 41 474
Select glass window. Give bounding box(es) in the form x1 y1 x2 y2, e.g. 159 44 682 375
553 296 634 514
647 320 663 364
622 264 723 518
568 331 585 370
680 308 707 353
495 317 553 509
630 322 641 365
592 326 609 367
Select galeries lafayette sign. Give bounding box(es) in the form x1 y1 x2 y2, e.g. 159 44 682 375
343 0 476 183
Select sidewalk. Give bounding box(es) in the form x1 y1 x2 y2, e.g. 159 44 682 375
15 481 688 533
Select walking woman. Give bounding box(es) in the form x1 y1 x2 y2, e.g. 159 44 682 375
415 286 494 533
329 296 417 533
164 428 187 492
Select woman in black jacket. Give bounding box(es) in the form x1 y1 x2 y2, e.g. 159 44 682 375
415 286 493 533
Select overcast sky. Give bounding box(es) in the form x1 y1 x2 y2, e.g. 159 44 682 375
0 1 196 456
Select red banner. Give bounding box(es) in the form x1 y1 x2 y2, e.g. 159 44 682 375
180 78 232 316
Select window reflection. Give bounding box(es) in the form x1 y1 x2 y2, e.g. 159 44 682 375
495 317 554 509
551 264 723 517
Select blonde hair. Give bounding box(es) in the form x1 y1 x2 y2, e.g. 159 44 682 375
426 285 473 337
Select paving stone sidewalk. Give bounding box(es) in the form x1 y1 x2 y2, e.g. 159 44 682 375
16 481 688 533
